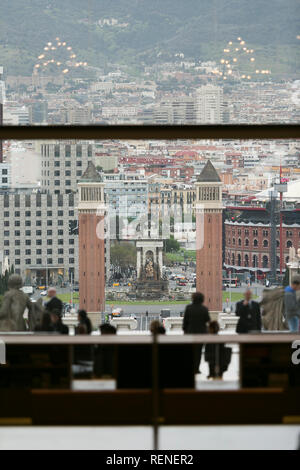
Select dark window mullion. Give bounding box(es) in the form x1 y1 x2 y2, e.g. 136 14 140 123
0 124 299 140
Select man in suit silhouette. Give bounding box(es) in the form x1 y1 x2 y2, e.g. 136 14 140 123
235 289 261 333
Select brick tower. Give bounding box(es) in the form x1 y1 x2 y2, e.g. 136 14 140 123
78 162 106 313
195 160 223 313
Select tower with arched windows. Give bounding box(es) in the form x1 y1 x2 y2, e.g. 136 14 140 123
195 160 223 312
78 162 106 313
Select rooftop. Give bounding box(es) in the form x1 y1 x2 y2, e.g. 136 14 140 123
197 160 221 183
80 161 103 183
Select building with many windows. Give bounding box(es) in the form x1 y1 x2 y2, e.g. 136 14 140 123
224 207 300 275
39 140 94 194
0 192 78 285
195 85 224 123
0 163 11 190
153 96 196 124
104 173 148 218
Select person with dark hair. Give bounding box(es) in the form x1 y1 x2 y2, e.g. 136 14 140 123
99 323 117 335
50 309 69 335
76 310 92 335
150 320 166 335
73 310 93 367
235 289 261 334
183 291 210 373
205 321 232 379
191 292 205 304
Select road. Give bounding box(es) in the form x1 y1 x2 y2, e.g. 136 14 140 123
107 304 186 316
32 282 266 320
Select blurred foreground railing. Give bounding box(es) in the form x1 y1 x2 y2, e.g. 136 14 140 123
0 332 300 451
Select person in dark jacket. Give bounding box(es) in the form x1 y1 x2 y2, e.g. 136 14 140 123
34 312 54 332
183 292 210 373
76 310 92 335
45 288 63 317
235 289 262 333
50 309 69 335
284 275 300 332
94 323 117 378
74 310 93 366
205 321 232 379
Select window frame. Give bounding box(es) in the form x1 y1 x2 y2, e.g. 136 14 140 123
0 124 299 141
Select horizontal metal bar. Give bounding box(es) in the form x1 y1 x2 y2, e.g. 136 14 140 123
0 333 298 345
0 124 299 140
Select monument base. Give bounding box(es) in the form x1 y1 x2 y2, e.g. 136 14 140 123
135 279 169 300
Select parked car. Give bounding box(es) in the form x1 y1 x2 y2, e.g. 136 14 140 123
40 290 48 296
112 308 123 317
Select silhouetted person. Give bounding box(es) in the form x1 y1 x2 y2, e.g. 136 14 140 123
50 309 69 335
73 310 93 365
76 310 92 335
45 288 63 317
150 320 166 335
34 312 54 332
284 275 300 332
236 289 261 334
205 321 232 379
94 323 117 377
183 292 210 373
99 323 117 335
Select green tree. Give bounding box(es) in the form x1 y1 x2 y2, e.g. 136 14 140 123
110 243 137 269
165 237 180 253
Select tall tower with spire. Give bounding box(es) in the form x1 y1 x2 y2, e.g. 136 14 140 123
78 161 106 313
195 160 223 312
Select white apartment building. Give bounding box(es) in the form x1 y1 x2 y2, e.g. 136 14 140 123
0 163 11 190
195 85 224 123
39 141 94 194
154 96 196 125
3 105 29 125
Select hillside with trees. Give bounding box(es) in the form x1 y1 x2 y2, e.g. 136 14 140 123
0 0 299 75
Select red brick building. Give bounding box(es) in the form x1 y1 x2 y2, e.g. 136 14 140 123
78 162 106 312
196 160 223 312
224 207 300 274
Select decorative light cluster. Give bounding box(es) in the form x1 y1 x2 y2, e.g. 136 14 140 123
212 37 271 81
34 38 88 74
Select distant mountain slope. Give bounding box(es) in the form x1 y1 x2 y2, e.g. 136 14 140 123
0 0 299 75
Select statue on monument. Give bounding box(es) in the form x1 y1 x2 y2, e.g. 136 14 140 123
135 241 168 299
0 274 44 332
145 258 154 279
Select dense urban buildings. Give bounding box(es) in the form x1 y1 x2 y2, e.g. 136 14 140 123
0 0 300 452
0 135 299 285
